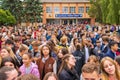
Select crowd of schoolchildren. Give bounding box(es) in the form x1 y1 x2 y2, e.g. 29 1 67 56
0 24 120 80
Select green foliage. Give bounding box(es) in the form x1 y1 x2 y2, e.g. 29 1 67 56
0 9 16 26
89 0 120 24
1 0 43 23
88 0 102 23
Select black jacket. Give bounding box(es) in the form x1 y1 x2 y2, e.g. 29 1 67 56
58 68 79 80
73 50 85 76
57 58 62 73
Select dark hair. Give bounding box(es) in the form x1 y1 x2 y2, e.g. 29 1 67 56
102 36 109 42
115 56 120 66
43 72 58 80
1 56 17 68
40 44 51 57
58 54 73 75
75 43 81 50
60 47 69 55
5 39 14 45
109 41 118 49
23 52 32 59
73 38 79 46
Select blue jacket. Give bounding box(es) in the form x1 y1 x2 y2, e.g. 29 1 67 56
104 49 116 59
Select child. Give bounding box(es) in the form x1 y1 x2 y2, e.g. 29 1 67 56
19 52 40 79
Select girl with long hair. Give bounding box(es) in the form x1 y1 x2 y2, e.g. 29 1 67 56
58 54 79 80
101 57 120 80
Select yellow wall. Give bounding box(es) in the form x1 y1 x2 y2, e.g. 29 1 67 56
43 2 91 24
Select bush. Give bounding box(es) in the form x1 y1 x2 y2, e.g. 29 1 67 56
0 9 16 26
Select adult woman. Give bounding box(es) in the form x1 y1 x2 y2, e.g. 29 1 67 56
101 57 120 80
58 54 79 80
36 44 56 80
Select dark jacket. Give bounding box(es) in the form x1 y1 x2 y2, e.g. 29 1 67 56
104 49 116 59
73 50 85 76
57 58 62 73
58 68 79 80
101 44 110 54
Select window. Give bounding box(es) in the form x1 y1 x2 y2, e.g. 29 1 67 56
70 7 76 13
78 7 84 13
86 7 90 13
54 7 59 13
62 7 68 13
46 7 52 13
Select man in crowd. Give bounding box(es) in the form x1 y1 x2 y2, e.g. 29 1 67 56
81 63 101 80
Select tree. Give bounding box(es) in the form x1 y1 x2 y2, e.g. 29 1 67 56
88 0 102 23
21 0 43 23
1 0 23 23
1 0 43 24
100 0 109 23
89 0 120 24
0 9 16 26
106 0 118 24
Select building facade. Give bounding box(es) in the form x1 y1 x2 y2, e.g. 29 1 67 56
41 0 95 25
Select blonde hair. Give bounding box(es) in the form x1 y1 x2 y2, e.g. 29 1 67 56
101 57 120 80
60 36 67 44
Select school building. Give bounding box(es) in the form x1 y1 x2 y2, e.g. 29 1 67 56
41 0 95 25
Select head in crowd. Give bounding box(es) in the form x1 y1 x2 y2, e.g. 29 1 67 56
43 72 58 80
17 74 39 80
87 55 99 65
0 66 18 80
1 56 17 68
82 63 101 80
0 47 15 59
72 38 79 46
102 36 109 45
40 44 51 58
57 47 68 59
19 44 29 56
109 41 118 52
101 57 120 80
14 37 21 47
31 40 41 51
75 43 82 51
5 39 14 48
96 40 101 47
51 34 59 44
22 52 32 67
58 54 76 74
46 40 56 51
115 56 120 66
60 36 68 45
